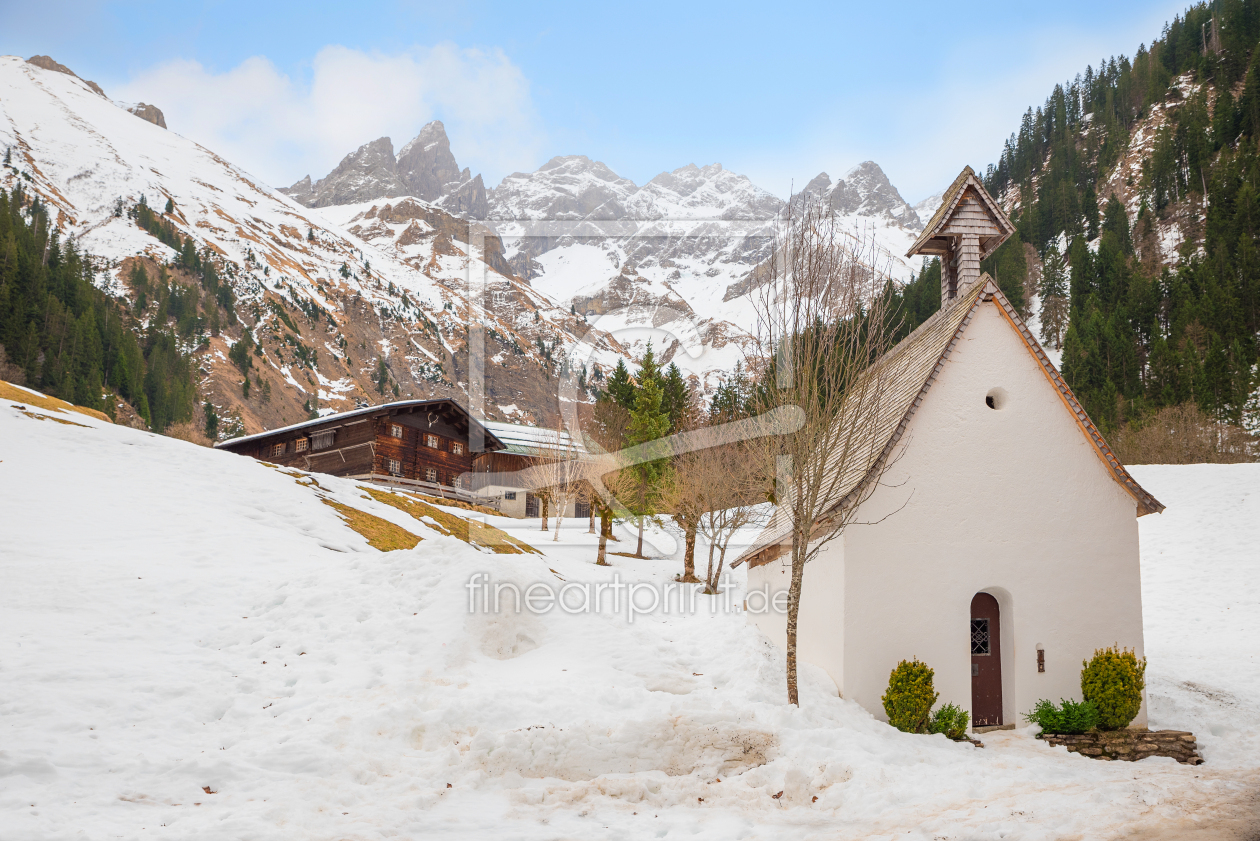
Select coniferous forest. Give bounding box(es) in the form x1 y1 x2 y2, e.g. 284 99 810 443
979 0 1260 436
0 187 197 432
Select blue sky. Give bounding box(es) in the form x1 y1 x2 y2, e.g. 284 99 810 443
5 0 1188 201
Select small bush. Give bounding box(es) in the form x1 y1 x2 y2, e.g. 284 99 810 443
882 659 938 733
1023 698 1100 734
1081 646 1146 731
928 702 971 740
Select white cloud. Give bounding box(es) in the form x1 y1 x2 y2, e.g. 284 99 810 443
114 43 544 189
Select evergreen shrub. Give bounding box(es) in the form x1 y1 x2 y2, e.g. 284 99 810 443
1023 698 1100 734
1080 646 1146 730
928 702 971 740
882 658 938 733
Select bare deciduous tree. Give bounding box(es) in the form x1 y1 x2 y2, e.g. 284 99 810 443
695 443 767 595
535 419 583 542
748 196 903 706
582 400 633 566
662 448 706 583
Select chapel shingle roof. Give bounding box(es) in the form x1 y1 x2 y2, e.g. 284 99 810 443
907 166 1016 260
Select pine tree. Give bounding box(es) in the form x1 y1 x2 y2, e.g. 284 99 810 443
204 401 219 439
1039 244 1069 350
661 362 690 432
1082 183 1100 240
604 358 636 410
375 357 388 394
164 198 174 215
637 341 661 390
625 374 672 558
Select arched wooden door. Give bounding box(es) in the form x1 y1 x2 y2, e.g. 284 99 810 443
970 593 1003 727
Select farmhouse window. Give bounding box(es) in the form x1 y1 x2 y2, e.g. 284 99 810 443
388 458 402 475
452 442 464 455
504 491 517 500
424 434 439 449
311 430 335 450
270 442 285 458
970 618 991 655
425 467 438 483
575 499 591 519
452 475 463 489
294 437 309 453
389 424 404 439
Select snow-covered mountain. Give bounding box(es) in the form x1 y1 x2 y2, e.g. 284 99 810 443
0 55 625 434
277 104 940 393
487 157 928 388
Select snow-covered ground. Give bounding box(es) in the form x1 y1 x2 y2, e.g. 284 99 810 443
1 387 1258 839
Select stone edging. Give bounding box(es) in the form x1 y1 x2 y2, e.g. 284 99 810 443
1037 729 1203 765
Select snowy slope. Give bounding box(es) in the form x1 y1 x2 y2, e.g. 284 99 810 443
2 385 1259 839
0 56 622 430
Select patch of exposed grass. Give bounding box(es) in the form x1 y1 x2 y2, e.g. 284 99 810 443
284 470 329 491
322 498 422 552
409 493 505 518
363 487 539 555
17 408 88 427
0 380 112 423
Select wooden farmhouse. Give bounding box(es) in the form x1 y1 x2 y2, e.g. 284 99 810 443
215 398 507 505
736 167 1164 731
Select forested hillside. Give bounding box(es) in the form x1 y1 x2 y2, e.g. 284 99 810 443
0 185 197 431
979 0 1260 449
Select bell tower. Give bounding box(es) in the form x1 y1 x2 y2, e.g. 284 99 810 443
907 166 1015 304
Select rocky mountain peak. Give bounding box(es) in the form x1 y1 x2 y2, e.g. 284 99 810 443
127 103 167 129
281 121 487 218
283 137 406 208
396 120 465 202
489 156 637 222
830 161 921 228
793 162 921 230
801 172 833 197
26 55 106 98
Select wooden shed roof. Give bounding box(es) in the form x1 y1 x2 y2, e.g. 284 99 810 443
482 421 589 458
732 275 1163 569
214 398 506 452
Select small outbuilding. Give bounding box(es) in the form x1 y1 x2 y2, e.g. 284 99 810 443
736 167 1163 730
471 421 592 520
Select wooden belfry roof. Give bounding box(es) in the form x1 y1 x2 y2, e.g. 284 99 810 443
908 166 1015 263
732 276 1163 570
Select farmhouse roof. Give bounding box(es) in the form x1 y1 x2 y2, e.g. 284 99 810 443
214 398 506 451
732 275 1164 569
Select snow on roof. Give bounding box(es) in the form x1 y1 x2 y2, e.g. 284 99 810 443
482 421 587 457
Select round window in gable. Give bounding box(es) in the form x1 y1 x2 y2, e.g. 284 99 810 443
986 387 1008 410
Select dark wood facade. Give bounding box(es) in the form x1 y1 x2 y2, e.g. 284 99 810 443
215 399 505 489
